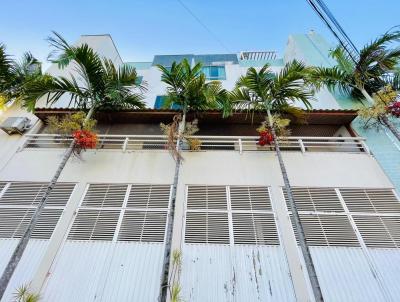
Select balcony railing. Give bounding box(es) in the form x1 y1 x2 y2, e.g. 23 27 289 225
23 134 370 154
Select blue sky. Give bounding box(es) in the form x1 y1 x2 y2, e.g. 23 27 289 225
1 0 399 67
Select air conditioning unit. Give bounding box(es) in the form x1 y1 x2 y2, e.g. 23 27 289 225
0 117 31 135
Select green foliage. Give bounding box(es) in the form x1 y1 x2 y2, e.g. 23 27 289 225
313 30 400 100
157 58 230 115
169 250 183 302
47 112 96 135
358 86 398 128
170 284 182 302
13 285 40 302
0 43 42 107
257 115 292 137
23 32 146 112
230 60 315 115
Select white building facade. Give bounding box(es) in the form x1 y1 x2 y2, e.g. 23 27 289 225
0 33 399 302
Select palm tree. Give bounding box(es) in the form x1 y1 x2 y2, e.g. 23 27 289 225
313 31 400 140
0 32 146 299
229 61 324 302
157 58 229 301
0 44 41 107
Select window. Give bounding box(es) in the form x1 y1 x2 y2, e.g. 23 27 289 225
185 185 279 245
0 182 75 239
202 66 226 80
68 184 171 242
284 187 400 248
154 95 181 110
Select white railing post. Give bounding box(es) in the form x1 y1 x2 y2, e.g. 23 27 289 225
238 138 243 154
122 137 129 152
298 139 306 153
360 140 371 155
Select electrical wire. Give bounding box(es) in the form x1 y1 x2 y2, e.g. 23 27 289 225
175 0 232 53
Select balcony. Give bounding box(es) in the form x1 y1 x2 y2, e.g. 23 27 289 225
23 134 370 154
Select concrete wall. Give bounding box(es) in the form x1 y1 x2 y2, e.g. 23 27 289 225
0 146 396 301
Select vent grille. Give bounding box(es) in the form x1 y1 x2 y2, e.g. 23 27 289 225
0 182 75 207
0 208 63 239
0 182 7 193
284 187 343 212
118 211 167 242
68 183 170 242
353 216 400 248
187 186 227 210
232 213 279 245
81 184 128 208
185 185 279 245
0 182 75 239
185 212 230 244
127 185 170 209
230 186 271 211
291 214 359 247
67 209 120 241
340 189 400 213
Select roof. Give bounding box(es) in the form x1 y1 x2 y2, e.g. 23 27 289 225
34 108 358 125
152 54 239 67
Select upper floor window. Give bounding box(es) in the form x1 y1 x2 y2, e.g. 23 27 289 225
202 66 226 80
154 95 181 110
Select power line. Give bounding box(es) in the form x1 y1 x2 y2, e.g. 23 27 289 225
175 0 232 53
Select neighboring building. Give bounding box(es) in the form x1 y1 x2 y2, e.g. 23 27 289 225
0 33 399 302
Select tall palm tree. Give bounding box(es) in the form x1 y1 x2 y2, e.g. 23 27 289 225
313 31 400 140
157 58 229 301
0 44 41 107
229 61 324 302
0 32 146 299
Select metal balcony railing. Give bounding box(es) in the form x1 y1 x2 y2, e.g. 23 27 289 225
23 134 371 154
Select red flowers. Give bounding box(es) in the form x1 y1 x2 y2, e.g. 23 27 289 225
387 101 400 118
72 130 98 149
258 130 274 146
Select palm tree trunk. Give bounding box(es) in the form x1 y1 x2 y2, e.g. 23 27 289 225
267 110 324 302
0 107 95 299
380 115 400 141
159 111 186 302
360 88 400 142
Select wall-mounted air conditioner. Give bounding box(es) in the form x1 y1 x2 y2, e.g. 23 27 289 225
0 117 31 135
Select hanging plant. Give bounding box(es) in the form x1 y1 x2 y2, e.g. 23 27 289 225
257 129 274 146
256 114 291 146
387 101 400 118
160 116 200 160
72 130 98 151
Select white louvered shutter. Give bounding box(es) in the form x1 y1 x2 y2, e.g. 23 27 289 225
0 208 63 239
229 186 279 245
0 182 7 193
0 182 75 207
284 187 343 212
185 186 229 244
185 212 230 244
81 184 128 207
340 188 400 213
230 186 271 211
68 209 120 241
291 214 359 247
118 184 170 242
353 216 400 248
232 213 279 245
71 183 171 242
127 185 170 209
0 182 75 239
187 186 227 210
118 211 168 242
